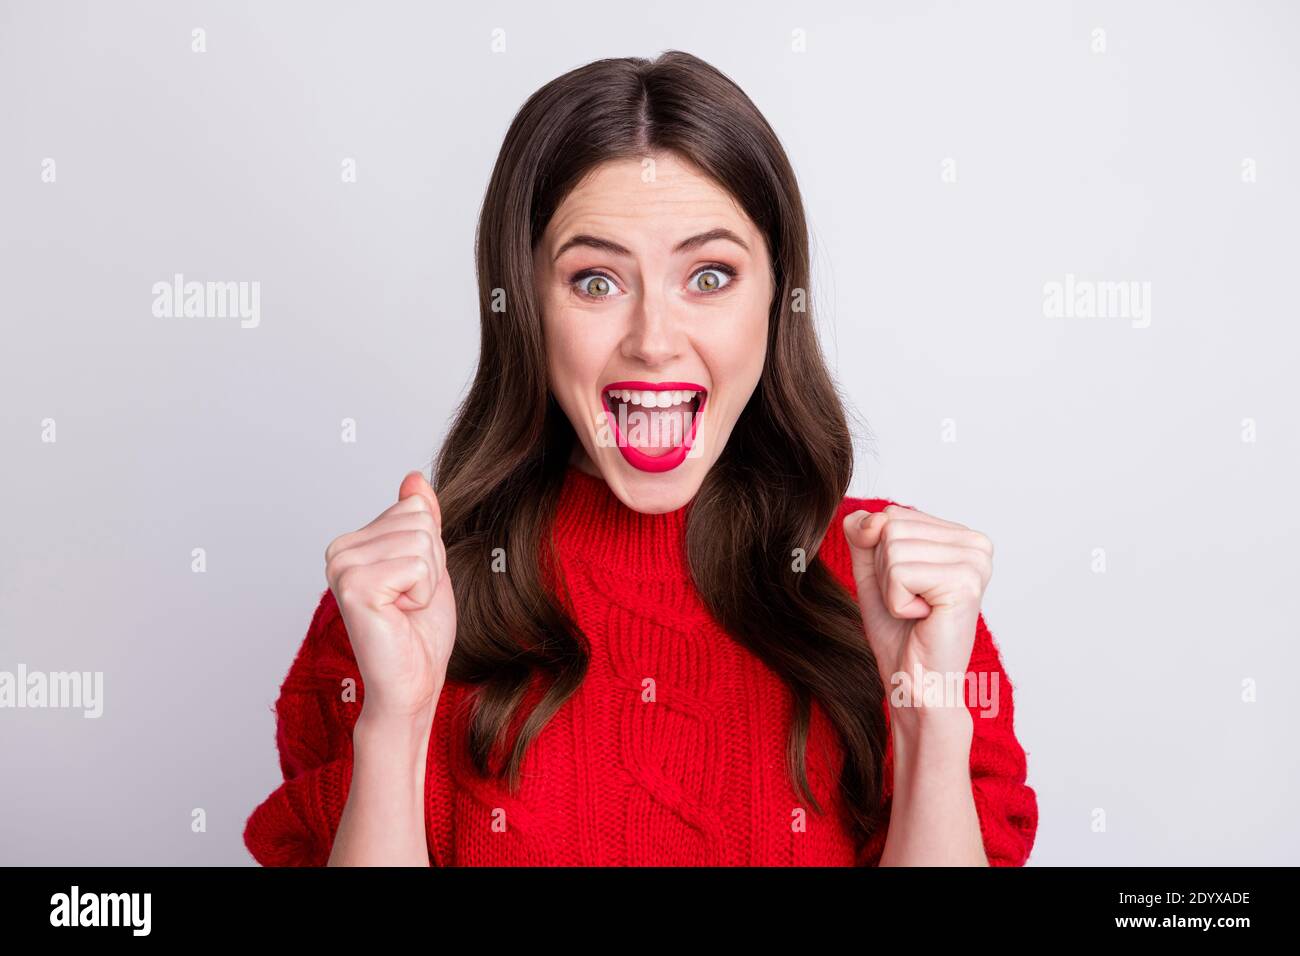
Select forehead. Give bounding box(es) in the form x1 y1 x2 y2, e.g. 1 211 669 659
542 154 759 251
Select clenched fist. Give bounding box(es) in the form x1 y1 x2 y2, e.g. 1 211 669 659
325 470 457 724
842 503 993 719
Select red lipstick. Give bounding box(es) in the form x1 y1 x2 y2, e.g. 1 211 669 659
600 381 707 473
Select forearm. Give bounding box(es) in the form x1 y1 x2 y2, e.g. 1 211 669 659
327 705 436 866
877 707 988 866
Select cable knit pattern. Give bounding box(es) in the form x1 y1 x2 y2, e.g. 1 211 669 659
244 464 1039 866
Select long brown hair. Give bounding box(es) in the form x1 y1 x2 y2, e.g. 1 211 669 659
432 50 888 847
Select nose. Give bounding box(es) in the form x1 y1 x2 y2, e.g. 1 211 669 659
620 284 683 368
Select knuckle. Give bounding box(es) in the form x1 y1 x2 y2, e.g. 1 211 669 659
334 567 361 604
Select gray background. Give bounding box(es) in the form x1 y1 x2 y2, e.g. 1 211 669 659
2 0 1296 865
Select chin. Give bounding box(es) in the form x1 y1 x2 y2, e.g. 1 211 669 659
599 451 708 514
616 465 707 515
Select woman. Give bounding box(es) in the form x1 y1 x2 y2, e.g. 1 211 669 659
243 50 1038 866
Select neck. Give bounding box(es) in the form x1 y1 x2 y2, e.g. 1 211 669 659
552 463 693 576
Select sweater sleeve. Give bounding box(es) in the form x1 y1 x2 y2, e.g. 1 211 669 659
956 610 1038 866
243 588 365 866
822 496 1039 867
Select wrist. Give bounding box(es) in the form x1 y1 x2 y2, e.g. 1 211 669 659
357 684 441 731
888 702 973 745
354 704 436 756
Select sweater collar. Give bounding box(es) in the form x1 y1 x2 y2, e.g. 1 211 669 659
552 463 692 574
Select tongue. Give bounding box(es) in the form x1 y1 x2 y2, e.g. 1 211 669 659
621 402 692 455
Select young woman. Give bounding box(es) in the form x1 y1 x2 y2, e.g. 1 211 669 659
244 51 1038 867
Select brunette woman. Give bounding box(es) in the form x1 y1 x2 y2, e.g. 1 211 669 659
244 50 1038 867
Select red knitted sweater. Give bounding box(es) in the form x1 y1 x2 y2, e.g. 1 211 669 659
243 463 1038 866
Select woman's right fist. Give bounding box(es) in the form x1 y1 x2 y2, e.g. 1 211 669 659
324 470 457 724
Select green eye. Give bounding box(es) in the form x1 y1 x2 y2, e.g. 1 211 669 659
573 272 621 299
690 265 734 293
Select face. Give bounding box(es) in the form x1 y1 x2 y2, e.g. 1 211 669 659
534 152 774 514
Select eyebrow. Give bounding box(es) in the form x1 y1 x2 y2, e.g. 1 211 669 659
552 227 751 263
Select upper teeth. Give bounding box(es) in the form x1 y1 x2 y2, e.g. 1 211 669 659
607 389 699 408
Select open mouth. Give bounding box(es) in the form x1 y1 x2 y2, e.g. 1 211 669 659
600 381 707 469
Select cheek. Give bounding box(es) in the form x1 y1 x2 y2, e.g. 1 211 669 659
700 291 769 390
543 305 615 396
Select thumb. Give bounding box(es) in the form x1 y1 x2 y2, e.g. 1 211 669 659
841 509 928 623
398 469 441 527
843 510 889 622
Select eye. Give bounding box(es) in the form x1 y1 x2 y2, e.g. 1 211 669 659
571 271 623 300
689 264 736 294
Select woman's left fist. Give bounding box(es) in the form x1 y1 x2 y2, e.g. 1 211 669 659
841 504 993 709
